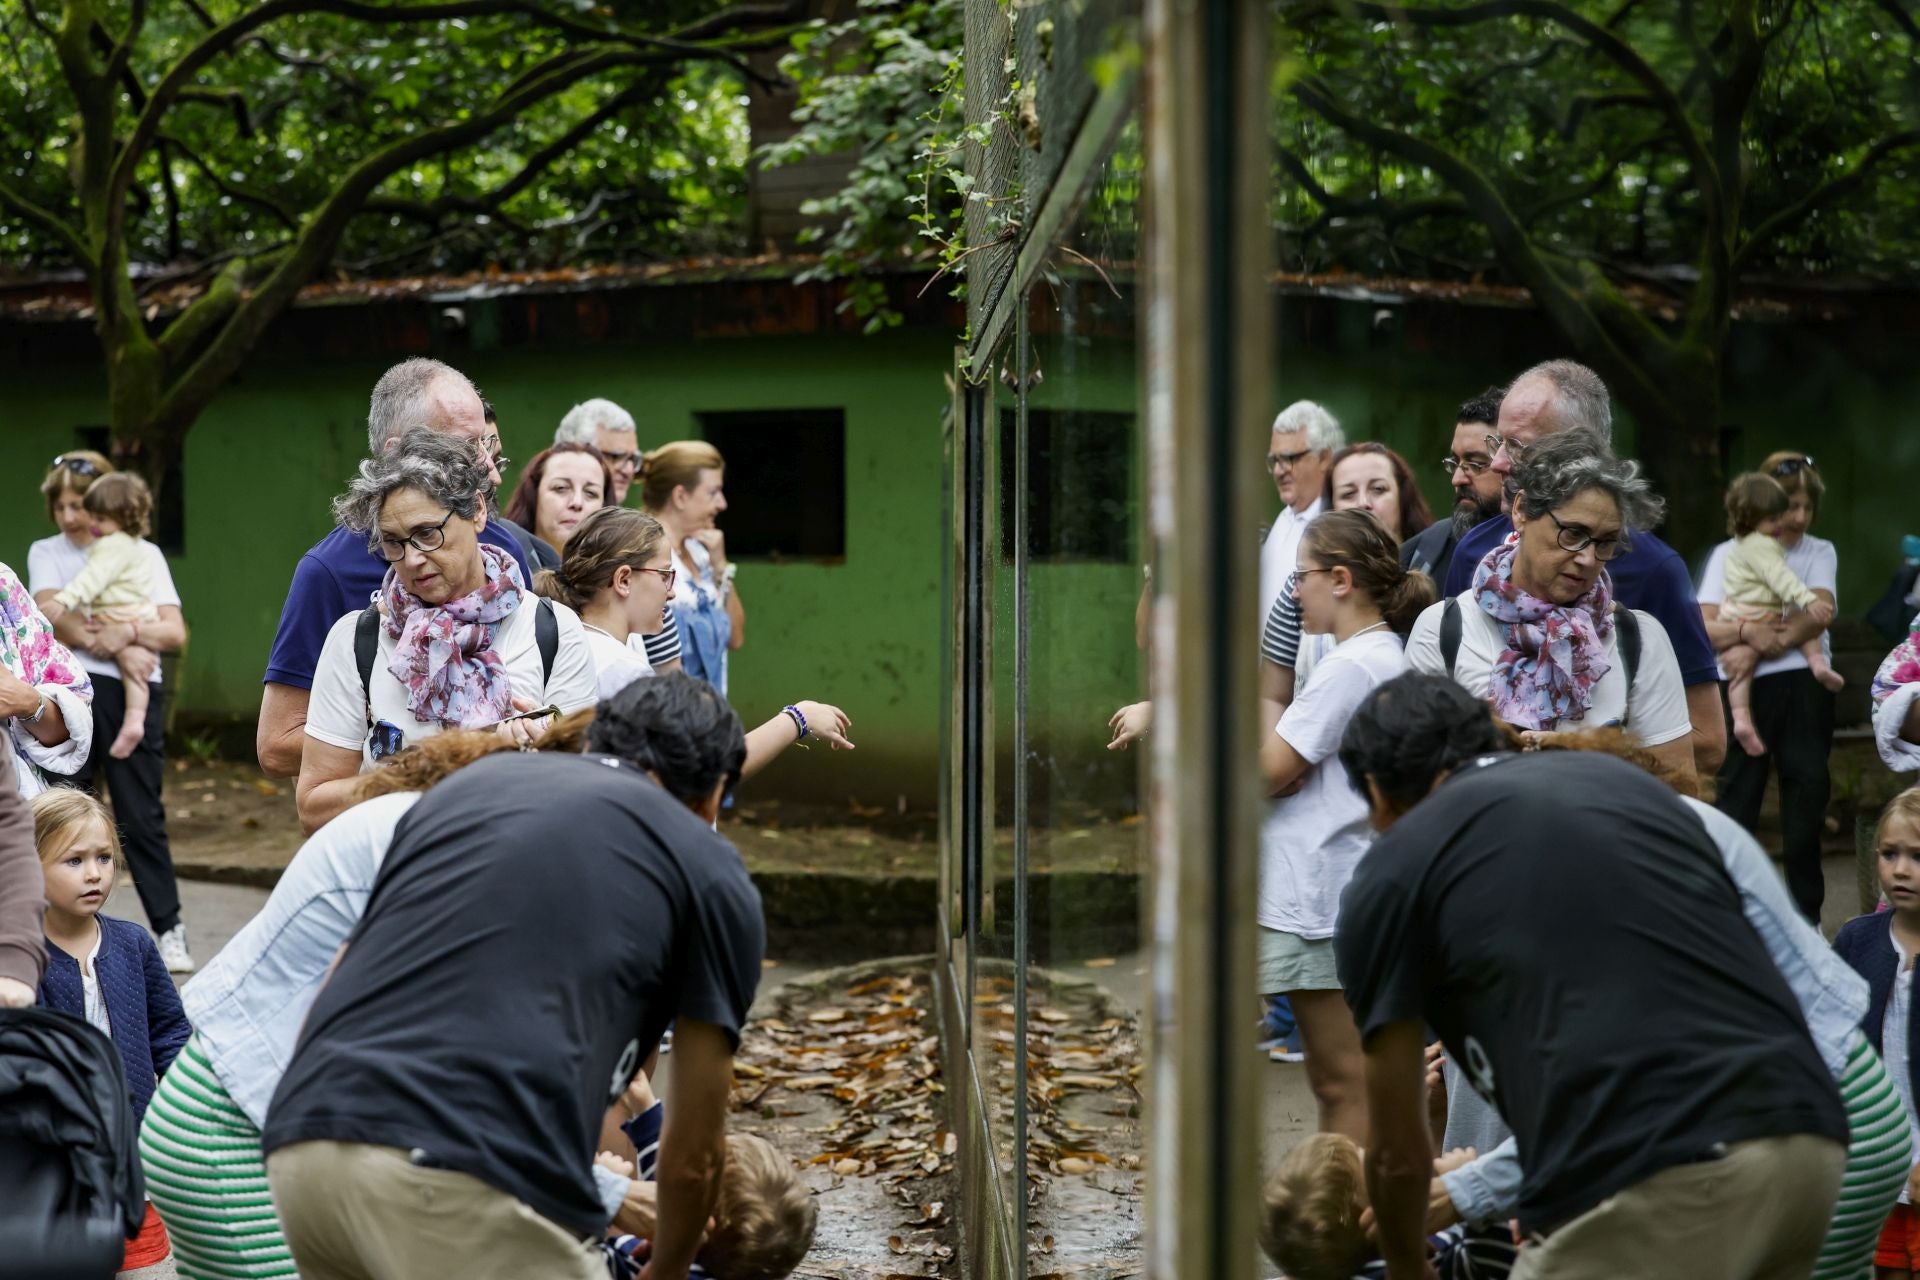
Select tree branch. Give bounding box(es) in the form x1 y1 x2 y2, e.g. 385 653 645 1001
1733 130 1920 272
155 253 261 368
0 174 93 264
105 0 145 85
151 43 669 433
160 132 301 230
1873 0 1920 42
1277 148 1472 228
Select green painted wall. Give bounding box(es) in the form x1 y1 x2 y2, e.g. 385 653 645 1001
0 328 955 807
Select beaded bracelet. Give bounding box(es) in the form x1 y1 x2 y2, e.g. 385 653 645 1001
783 704 811 742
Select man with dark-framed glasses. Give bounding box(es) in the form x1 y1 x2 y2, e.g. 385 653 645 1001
257 358 537 779
1400 386 1506 591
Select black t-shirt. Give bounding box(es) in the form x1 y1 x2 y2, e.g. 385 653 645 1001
1336 751 1846 1233
262 751 764 1238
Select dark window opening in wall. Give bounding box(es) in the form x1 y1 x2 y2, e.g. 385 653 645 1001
694 409 846 560
75 426 185 555
999 409 1135 562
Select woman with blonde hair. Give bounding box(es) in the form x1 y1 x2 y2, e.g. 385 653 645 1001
534 507 856 771
640 441 743 693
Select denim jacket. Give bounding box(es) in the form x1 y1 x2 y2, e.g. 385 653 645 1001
181 792 418 1127
1442 796 1868 1224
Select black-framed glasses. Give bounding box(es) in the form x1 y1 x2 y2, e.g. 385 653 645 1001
1267 448 1311 471
1772 455 1816 478
1544 511 1625 561
373 510 456 562
600 449 639 469
1443 453 1493 477
51 454 101 478
634 565 677 591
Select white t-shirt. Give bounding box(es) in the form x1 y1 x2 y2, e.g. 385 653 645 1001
1259 498 1323 627
582 624 655 700
1258 628 1406 940
80 927 112 1037
1697 534 1837 679
305 597 598 768
1406 591 1691 746
26 534 181 685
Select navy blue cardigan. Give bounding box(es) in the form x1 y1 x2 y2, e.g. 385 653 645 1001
36 915 190 1127
1834 911 1920 1105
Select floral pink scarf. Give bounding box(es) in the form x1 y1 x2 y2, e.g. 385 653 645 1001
381 544 524 729
1873 613 1920 709
1471 543 1614 730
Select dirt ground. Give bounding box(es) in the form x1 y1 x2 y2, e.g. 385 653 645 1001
156 758 1143 881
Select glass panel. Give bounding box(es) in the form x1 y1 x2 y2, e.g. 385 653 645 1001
1021 120 1146 1274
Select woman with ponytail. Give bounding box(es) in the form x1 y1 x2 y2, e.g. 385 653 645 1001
1257 508 1433 1141
535 507 859 775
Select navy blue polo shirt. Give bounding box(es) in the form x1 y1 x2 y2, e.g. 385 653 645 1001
1444 515 1719 687
262 521 533 691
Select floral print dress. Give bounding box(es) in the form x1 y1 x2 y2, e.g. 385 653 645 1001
0 562 93 795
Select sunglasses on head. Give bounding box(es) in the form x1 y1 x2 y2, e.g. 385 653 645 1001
51 454 101 478
1771 455 1815 477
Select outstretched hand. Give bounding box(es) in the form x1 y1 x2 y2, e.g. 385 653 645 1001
794 701 854 750
1107 701 1152 750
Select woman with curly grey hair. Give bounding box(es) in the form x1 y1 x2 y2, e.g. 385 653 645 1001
1405 426 1697 787
294 426 596 832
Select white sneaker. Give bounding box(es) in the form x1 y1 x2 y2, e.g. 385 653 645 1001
156 925 195 974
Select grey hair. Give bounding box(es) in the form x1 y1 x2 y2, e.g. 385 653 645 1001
1511 425 1665 532
555 397 636 446
1510 359 1612 444
1271 400 1345 452
367 357 475 454
332 424 490 538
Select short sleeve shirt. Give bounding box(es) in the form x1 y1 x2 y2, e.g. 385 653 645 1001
1445 518 1719 687
263 522 534 691
1405 592 1691 747
263 752 766 1239
304 596 598 768
1697 534 1837 679
1259 629 1405 939
1336 751 1848 1233
582 624 655 700
27 534 181 685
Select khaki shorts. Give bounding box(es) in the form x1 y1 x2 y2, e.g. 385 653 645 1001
1258 925 1340 994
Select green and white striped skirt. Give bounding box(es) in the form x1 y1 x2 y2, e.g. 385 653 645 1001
1813 1033 1913 1280
139 1035 298 1280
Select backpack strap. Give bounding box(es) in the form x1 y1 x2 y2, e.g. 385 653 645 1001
1440 596 1463 679
1613 604 1641 701
535 597 558 688
354 604 381 730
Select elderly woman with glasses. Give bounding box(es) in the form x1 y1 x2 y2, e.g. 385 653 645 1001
295 427 597 833
1405 426 1697 788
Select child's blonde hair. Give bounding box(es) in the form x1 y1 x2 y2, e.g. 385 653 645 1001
1259 1133 1369 1280
32 788 122 868
1878 788 1920 852
699 1133 817 1280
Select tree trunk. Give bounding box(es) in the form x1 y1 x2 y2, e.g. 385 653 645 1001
1609 349 1724 562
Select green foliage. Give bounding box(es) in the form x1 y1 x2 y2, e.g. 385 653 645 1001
757 0 1000 334
0 1 756 275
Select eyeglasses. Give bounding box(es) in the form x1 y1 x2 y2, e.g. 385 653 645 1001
1544 511 1625 561
634 565 677 591
1291 567 1334 587
1267 448 1312 471
51 454 101 478
1491 433 1531 467
600 449 638 470
373 510 456 562
1442 454 1493 477
476 433 509 472
1771 455 1816 477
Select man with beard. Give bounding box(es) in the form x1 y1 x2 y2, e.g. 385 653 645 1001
1399 388 1503 588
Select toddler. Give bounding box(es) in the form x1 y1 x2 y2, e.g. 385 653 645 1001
32 788 191 1278
1260 1133 1514 1279
1717 472 1841 757
40 473 161 759
1837 788 1920 1279
600 1070 816 1280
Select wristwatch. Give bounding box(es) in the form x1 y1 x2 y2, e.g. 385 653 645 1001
23 690 47 725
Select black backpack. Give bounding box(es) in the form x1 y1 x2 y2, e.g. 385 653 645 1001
354 599 558 729
1440 596 1641 720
